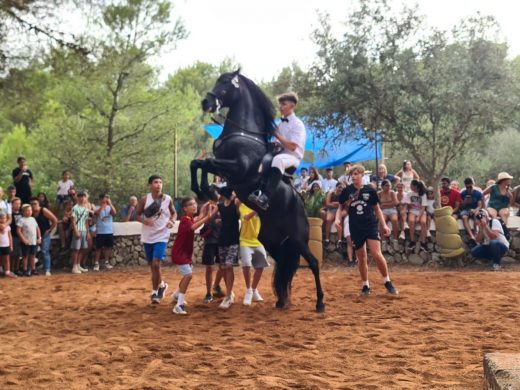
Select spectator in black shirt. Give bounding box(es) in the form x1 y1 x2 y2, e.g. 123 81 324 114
335 164 398 297
12 156 34 204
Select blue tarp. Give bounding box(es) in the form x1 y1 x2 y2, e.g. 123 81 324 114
203 121 380 169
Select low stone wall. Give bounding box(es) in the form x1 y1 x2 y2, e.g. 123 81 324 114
484 353 520 389
47 219 520 269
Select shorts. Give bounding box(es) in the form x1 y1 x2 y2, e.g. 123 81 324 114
271 153 300 172
202 243 220 266
177 264 193 276
96 233 114 248
343 216 350 238
71 231 89 250
143 242 167 262
409 209 422 217
240 245 269 268
56 195 70 204
0 246 11 256
351 229 380 250
327 208 338 215
21 244 38 256
218 244 239 266
382 208 398 217
459 209 474 218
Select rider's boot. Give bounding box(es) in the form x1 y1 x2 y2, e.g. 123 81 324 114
248 167 282 211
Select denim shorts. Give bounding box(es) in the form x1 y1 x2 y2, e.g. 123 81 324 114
177 264 193 276
144 242 167 262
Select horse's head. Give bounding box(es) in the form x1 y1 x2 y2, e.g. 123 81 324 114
202 70 241 113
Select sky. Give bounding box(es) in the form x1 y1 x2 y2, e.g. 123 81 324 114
157 0 520 82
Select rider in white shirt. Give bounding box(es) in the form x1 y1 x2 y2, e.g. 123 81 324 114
249 92 306 210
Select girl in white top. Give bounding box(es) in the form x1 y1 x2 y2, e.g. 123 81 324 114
404 180 428 252
395 160 420 192
0 212 15 278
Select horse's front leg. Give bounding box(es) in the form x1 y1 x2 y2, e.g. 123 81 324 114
190 159 203 198
201 157 247 184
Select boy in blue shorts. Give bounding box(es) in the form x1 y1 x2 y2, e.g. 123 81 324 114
171 197 218 315
136 175 177 304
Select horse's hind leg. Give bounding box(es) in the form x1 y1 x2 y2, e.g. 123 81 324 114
190 159 202 198
297 241 325 313
267 239 299 310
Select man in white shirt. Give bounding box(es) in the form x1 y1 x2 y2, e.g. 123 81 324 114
470 209 510 271
294 167 309 192
321 168 338 193
249 92 306 210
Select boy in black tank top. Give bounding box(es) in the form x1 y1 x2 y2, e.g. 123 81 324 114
335 165 399 297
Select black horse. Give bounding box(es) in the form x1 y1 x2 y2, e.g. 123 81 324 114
190 71 325 312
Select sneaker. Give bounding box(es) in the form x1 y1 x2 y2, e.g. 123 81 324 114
243 289 253 306
173 304 188 315
407 241 416 250
31 269 39 276
14 270 23 276
219 296 233 309
212 285 225 298
252 289 264 302
492 263 501 271
79 265 88 273
359 285 371 297
203 293 213 304
104 262 113 270
72 266 81 274
157 283 169 300
5 271 17 278
399 231 406 240
45 271 51 277
150 293 160 304
384 281 399 295
93 263 100 272
420 242 428 253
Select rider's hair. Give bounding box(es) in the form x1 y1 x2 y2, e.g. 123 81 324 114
277 92 298 105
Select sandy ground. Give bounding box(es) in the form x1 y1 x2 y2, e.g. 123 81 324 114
1 264 520 389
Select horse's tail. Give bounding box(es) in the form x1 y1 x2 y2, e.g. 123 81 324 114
272 237 300 308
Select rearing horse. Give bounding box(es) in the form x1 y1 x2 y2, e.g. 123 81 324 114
190 70 325 312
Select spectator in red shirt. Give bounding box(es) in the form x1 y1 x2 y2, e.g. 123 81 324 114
171 197 217 315
439 177 461 214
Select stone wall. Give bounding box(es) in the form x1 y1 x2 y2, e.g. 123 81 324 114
46 220 520 269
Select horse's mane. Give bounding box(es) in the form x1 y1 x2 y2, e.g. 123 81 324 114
238 74 277 135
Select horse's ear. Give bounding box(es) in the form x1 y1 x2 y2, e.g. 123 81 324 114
233 68 241 75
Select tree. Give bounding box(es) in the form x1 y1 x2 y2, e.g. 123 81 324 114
32 0 193 201
308 0 517 188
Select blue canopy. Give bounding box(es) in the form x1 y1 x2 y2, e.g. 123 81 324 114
203 121 380 169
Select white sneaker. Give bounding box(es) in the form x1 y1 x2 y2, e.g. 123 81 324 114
104 262 113 270
219 297 233 309
492 264 502 271
72 266 81 274
243 289 253 306
93 263 100 272
399 231 405 240
252 289 264 302
79 265 88 273
45 271 51 276
172 304 187 315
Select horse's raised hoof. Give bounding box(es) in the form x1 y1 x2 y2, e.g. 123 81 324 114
316 302 326 313
275 300 285 310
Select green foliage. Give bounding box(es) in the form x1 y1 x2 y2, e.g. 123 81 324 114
307 0 517 186
0 124 36 187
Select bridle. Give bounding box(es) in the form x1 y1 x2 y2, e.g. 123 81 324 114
206 81 269 147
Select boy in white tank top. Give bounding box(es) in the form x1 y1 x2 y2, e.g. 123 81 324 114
136 175 177 304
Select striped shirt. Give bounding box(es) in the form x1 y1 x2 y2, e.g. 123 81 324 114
72 204 90 232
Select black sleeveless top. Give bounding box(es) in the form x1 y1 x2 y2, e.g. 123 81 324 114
217 201 239 246
35 208 51 234
10 211 22 238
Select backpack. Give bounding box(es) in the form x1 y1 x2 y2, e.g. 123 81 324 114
489 218 511 242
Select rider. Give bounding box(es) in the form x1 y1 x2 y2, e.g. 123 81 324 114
248 92 306 210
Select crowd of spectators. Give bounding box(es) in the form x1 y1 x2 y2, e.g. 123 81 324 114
0 156 142 278
296 160 517 270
